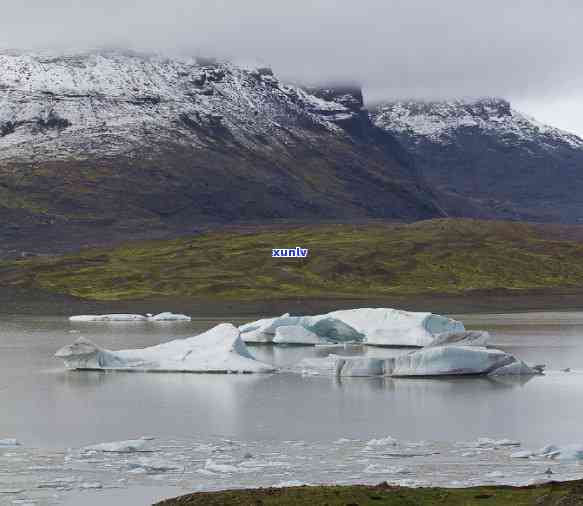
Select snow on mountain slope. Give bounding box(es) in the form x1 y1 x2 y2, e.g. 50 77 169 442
0 50 446 239
0 49 352 162
373 98 583 150
372 98 583 223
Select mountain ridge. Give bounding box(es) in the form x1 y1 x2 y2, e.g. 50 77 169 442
0 49 446 244
372 97 583 223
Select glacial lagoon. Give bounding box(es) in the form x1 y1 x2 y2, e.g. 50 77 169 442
1 312 583 505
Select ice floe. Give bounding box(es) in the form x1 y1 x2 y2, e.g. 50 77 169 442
148 312 192 321
56 324 274 373
69 314 149 322
69 312 191 322
364 464 412 474
84 439 152 453
0 438 20 447
365 436 398 447
510 450 535 459
127 458 183 474
239 308 465 347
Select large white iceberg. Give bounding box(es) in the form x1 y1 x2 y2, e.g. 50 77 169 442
385 345 530 377
326 308 465 347
296 345 538 377
239 308 465 347
69 312 191 322
55 323 274 373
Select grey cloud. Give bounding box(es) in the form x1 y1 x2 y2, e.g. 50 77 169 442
2 0 583 131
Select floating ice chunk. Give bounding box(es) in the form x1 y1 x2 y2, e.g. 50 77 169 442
366 436 398 447
55 323 274 373
273 325 324 345
386 346 528 377
148 312 191 321
331 345 536 377
364 464 412 474
538 444 561 457
0 438 20 447
510 450 535 458
203 459 250 474
544 444 583 461
84 439 150 453
327 308 464 347
240 307 465 346
272 480 309 488
127 458 182 473
428 330 491 347
69 314 148 322
69 312 191 322
0 489 24 494
495 439 521 446
485 471 505 479
468 438 520 448
78 482 103 489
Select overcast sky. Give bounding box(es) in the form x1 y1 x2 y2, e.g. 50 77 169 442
2 0 583 134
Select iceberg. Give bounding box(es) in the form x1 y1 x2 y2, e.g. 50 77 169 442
0 438 20 447
69 314 148 322
385 346 528 377
325 308 464 347
239 308 465 347
55 323 275 373
148 312 191 321
69 312 191 322
300 346 538 378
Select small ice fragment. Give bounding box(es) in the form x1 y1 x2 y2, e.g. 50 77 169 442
148 312 191 321
510 450 534 459
127 458 182 473
366 436 398 447
0 438 20 447
272 480 309 488
364 464 412 475
84 439 149 453
79 482 103 489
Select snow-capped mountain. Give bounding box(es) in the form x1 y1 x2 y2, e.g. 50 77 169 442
373 98 583 222
0 49 364 162
0 49 445 241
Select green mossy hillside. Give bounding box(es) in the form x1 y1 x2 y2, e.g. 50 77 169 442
2 219 583 301
155 480 583 506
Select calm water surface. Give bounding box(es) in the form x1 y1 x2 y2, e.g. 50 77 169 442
1 311 582 504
